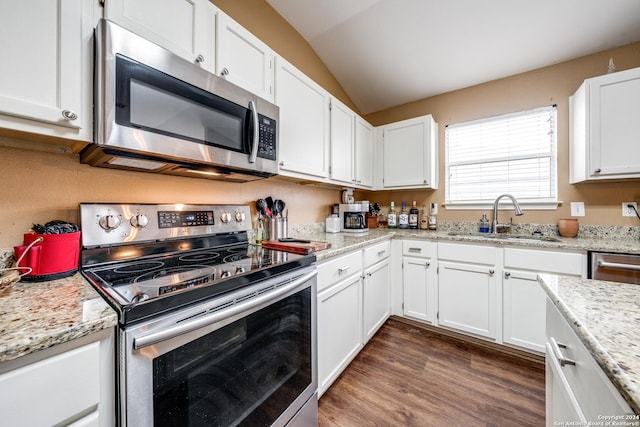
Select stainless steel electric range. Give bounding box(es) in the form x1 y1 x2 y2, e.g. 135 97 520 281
79 203 318 427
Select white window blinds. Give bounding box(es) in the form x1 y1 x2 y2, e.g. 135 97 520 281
445 105 557 205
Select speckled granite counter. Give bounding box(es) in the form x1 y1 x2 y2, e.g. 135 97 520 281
538 274 640 414
0 273 117 364
287 226 640 260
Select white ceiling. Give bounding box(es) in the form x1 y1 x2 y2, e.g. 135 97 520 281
266 0 640 114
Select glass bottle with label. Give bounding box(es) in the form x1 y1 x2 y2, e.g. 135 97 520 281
428 203 438 230
398 202 409 229
420 205 429 230
387 202 398 228
409 201 419 229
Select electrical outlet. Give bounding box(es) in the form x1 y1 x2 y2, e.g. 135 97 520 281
570 202 585 217
622 202 638 217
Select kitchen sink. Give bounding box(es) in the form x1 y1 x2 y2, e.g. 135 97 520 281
447 232 562 243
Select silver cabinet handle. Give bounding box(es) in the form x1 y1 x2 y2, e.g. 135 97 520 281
594 168 602 174
338 265 351 274
550 337 576 367
279 161 285 167
489 269 495 276
377 250 386 256
221 67 230 76
195 54 205 63
425 262 430 268
504 271 511 278
408 247 422 253
597 260 640 272
134 270 317 349
61 109 78 120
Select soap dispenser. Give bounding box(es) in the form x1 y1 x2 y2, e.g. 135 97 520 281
479 214 490 233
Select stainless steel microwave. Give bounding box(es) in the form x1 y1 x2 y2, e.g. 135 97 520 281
81 19 279 182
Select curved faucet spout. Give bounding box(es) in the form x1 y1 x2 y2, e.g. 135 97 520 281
493 194 524 234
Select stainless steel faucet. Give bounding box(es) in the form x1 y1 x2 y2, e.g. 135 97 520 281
493 194 524 234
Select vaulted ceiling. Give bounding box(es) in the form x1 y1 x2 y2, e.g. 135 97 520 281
266 0 640 114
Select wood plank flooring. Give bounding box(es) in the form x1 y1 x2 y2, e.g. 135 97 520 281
318 317 545 427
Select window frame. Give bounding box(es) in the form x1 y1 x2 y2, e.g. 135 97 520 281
444 105 559 211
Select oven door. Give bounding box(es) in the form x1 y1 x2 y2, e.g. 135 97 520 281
120 266 317 427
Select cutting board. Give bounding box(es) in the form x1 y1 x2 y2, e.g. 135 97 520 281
261 240 331 254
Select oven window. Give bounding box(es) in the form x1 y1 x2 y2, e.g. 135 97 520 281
115 54 249 153
152 287 312 426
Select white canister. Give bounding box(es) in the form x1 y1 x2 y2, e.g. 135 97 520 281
325 215 341 233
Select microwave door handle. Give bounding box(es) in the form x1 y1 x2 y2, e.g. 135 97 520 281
248 100 259 163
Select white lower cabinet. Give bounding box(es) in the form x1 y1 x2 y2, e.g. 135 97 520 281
401 240 437 324
317 250 363 397
503 247 583 353
546 298 632 425
0 329 114 427
437 242 498 340
362 242 391 343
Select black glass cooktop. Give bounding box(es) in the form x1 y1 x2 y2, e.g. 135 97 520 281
81 241 314 325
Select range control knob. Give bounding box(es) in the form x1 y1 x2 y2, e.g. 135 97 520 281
130 213 149 228
220 212 231 223
235 211 246 223
99 214 122 231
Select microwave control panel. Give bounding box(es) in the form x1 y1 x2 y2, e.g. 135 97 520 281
257 114 276 160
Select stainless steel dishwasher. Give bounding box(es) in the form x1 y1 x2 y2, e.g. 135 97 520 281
589 251 640 284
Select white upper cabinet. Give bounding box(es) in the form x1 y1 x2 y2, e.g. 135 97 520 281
330 98 356 184
380 114 438 189
329 98 374 188
570 67 640 183
354 117 374 188
104 0 217 74
0 0 92 140
274 56 330 179
216 12 274 102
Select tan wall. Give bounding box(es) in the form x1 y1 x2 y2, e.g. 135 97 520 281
361 42 640 227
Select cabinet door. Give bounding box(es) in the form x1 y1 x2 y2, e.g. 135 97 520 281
402 257 436 324
104 0 216 74
355 117 374 188
382 115 437 189
546 344 586 425
503 269 546 353
216 12 274 101
589 68 640 178
329 99 355 184
0 0 84 133
275 57 330 179
438 260 497 339
363 259 390 343
317 275 362 397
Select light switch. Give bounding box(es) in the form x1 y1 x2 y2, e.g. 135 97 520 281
570 202 585 217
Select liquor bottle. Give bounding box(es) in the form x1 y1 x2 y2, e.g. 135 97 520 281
409 201 419 229
387 202 398 228
420 205 429 230
398 202 409 229
428 203 438 230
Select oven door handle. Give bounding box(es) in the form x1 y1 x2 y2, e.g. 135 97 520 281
597 260 640 272
133 269 317 350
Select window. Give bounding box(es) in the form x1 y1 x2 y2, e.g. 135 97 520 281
445 105 557 209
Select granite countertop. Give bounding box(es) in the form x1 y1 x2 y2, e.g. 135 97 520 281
288 225 640 260
0 273 117 364
538 274 640 414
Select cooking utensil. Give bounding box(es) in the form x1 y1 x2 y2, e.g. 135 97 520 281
278 238 311 243
274 199 285 217
265 196 274 213
256 199 271 218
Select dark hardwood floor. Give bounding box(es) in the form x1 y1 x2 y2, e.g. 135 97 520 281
318 317 545 427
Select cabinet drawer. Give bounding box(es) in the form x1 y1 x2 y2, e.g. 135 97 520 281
505 248 583 275
318 250 362 292
0 342 100 426
438 242 495 265
546 299 632 419
402 240 436 258
363 241 390 267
